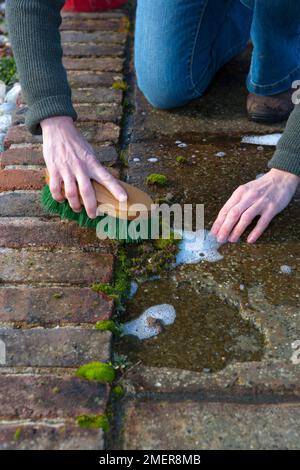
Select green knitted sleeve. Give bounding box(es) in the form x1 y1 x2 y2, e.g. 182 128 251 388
5 0 77 135
268 104 300 177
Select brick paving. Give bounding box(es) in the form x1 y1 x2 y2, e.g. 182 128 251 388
0 7 129 450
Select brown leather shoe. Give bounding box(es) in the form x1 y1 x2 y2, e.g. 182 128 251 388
247 89 294 123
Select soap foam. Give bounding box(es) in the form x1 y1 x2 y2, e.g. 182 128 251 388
241 134 282 146
122 304 176 340
175 229 223 265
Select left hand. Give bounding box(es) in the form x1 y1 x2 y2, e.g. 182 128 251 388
211 168 300 244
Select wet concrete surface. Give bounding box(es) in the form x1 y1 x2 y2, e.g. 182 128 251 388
116 276 264 373
117 49 300 380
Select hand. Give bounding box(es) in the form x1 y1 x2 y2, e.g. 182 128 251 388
40 116 127 219
211 168 300 244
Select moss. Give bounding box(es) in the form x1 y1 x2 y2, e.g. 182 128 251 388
95 320 123 336
128 238 179 279
14 427 22 440
113 353 130 371
119 149 128 168
53 293 62 299
76 414 109 431
91 247 130 309
153 232 180 250
0 56 17 86
176 156 187 164
76 362 116 383
112 384 124 397
52 386 60 394
146 173 167 186
122 16 131 33
112 80 128 92
91 282 115 296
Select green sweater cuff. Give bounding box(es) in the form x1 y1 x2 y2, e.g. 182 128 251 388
268 104 300 176
268 148 300 177
25 94 78 135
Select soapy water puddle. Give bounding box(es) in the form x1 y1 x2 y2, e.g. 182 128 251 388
117 277 264 373
174 229 223 265
241 134 282 146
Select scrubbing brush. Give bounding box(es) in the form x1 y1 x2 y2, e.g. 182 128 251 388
41 170 154 243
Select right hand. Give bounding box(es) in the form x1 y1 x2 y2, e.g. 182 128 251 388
40 116 128 219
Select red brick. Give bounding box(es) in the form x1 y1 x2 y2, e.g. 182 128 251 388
61 10 125 19
61 30 126 44
4 125 42 149
68 71 121 87
0 328 111 367
0 146 44 168
72 87 122 104
79 122 120 143
0 375 109 420
0 285 113 325
0 191 47 217
63 43 124 57
0 169 45 191
75 103 122 123
0 248 113 284
59 18 124 32
0 218 116 250
63 57 124 72
0 423 104 450
94 144 119 164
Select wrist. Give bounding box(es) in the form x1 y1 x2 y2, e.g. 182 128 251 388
40 115 74 130
269 167 300 185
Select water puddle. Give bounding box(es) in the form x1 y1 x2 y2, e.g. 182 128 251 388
175 229 223 265
241 134 282 146
116 276 264 372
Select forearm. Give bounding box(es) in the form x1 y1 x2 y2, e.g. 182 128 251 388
6 0 77 135
268 104 300 177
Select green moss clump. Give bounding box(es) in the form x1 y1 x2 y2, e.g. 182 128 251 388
14 427 22 440
53 293 62 299
112 384 124 397
176 156 187 164
76 362 115 383
122 16 131 33
95 320 123 336
91 282 115 296
112 80 128 91
91 247 130 309
76 414 109 431
146 173 167 186
0 57 17 86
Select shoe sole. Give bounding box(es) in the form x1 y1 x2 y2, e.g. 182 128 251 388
248 111 293 124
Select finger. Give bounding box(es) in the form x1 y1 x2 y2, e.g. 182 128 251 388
216 196 254 243
91 165 128 202
211 187 243 236
76 174 97 219
228 203 262 243
49 172 64 203
247 210 275 243
63 175 82 213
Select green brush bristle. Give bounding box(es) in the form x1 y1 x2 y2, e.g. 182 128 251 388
41 184 150 244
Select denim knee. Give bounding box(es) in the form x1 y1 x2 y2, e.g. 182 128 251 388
135 62 193 110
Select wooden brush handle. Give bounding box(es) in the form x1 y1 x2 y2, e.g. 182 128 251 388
45 170 153 220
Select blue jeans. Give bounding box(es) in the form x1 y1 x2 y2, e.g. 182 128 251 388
134 0 300 109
